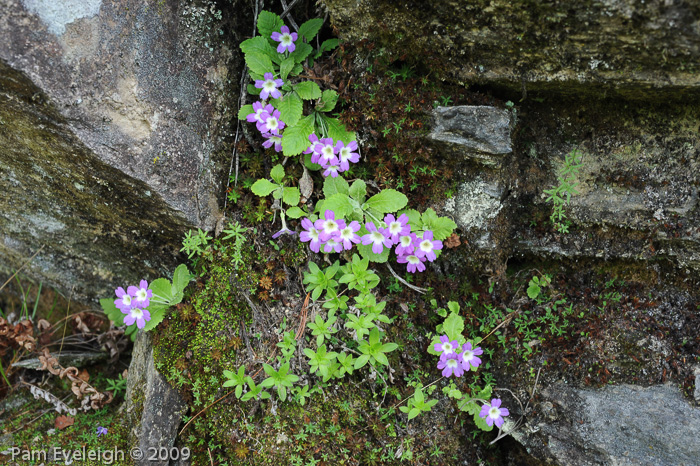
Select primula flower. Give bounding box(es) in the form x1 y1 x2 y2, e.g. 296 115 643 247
303 133 319 155
246 101 274 124
384 214 410 243
437 353 464 378
315 210 345 242
127 280 152 308
335 140 360 171
313 138 338 166
262 132 283 152
479 398 510 428
255 72 283 100
397 253 426 273
459 342 483 371
271 26 298 53
114 287 132 312
123 307 151 329
395 233 417 256
96 426 108 437
300 218 322 253
322 160 341 178
433 335 459 356
272 227 296 239
322 237 343 253
361 222 392 254
256 110 285 134
338 221 361 250
415 230 443 261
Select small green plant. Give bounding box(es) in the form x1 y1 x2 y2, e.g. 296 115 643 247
543 149 583 233
527 274 551 300
181 228 211 258
104 373 128 399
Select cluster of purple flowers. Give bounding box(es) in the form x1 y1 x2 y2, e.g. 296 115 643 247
434 336 483 377
114 280 152 329
299 210 443 273
304 134 360 178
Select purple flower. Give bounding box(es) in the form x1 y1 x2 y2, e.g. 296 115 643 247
361 222 392 254
395 232 417 256
415 230 443 262
127 280 152 308
303 133 319 155
384 214 410 244
256 109 285 134
271 25 298 53
315 210 345 242
322 160 341 178
459 342 483 371
272 227 296 239
255 72 284 100
299 218 322 253
437 353 464 378
262 132 283 152
322 237 343 254
123 307 151 329
338 221 361 250
335 140 359 171
433 335 459 356
96 426 108 437
114 287 133 312
246 101 274 124
479 398 509 428
397 253 426 273
314 138 338 167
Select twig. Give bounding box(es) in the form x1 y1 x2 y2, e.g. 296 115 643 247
207 447 214 466
385 263 427 294
295 293 310 340
0 245 45 293
58 286 74 357
481 306 520 343
279 0 302 22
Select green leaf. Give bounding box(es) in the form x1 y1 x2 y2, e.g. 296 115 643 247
421 208 457 241
270 164 285 185
364 189 408 214
317 193 353 218
251 179 279 197
354 354 370 369
304 153 322 171
172 264 192 295
286 206 305 219
294 81 322 100
317 39 339 56
298 18 323 42
283 187 300 206
142 308 167 332
238 104 254 121
289 42 313 63
100 298 124 326
323 116 355 143
272 93 303 127
240 36 279 63
474 411 494 432
245 52 274 76
323 176 349 198
443 312 465 342
357 242 391 263
257 11 284 40
280 56 295 80
282 114 314 156
317 90 338 112
247 83 261 96
150 278 174 304
349 180 366 203
398 209 422 229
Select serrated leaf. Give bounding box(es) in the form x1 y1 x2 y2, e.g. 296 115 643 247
421 208 457 241
142 307 167 332
280 56 295 80
322 116 355 143
298 18 323 42
251 179 279 196
323 176 349 197
286 206 305 218
238 104 254 121
364 189 408 214
474 411 494 432
282 114 315 156
290 42 313 64
270 164 285 184
295 81 322 100
317 193 353 218
317 89 338 112
100 298 125 326
172 264 192 295
397 209 422 230
245 52 274 76
357 242 391 263
271 93 303 127
304 153 322 171
317 39 339 56
349 180 366 203
283 187 300 206
443 312 464 342
247 83 261 95
257 11 284 40
240 36 279 63
150 278 174 304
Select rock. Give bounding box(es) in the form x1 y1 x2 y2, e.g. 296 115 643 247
444 178 504 249
124 331 187 466
513 383 700 465
12 351 107 369
428 106 513 167
0 0 239 303
694 366 700 404
322 0 700 98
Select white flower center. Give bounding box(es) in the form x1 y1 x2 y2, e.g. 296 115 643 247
389 221 402 234
400 235 412 247
281 33 293 46
270 135 281 143
442 342 453 353
266 117 279 131
309 228 319 241
462 350 474 361
489 407 500 418
263 80 276 91
131 308 144 319
255 108 265 121
446 359 458 368
407 255 420 265
340 147 350 160
122 295 131 305
326 238 338 247
321 146 334 160
136 289 147 301
420 240 433 252
371 231 384 243
340 228 354 239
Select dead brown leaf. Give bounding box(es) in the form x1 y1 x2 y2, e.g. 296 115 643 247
55 415 74 430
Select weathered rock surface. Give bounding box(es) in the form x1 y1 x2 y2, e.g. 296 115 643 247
513 383 700 465
321 0 700 98
0 0 240 302
125 331 187 466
